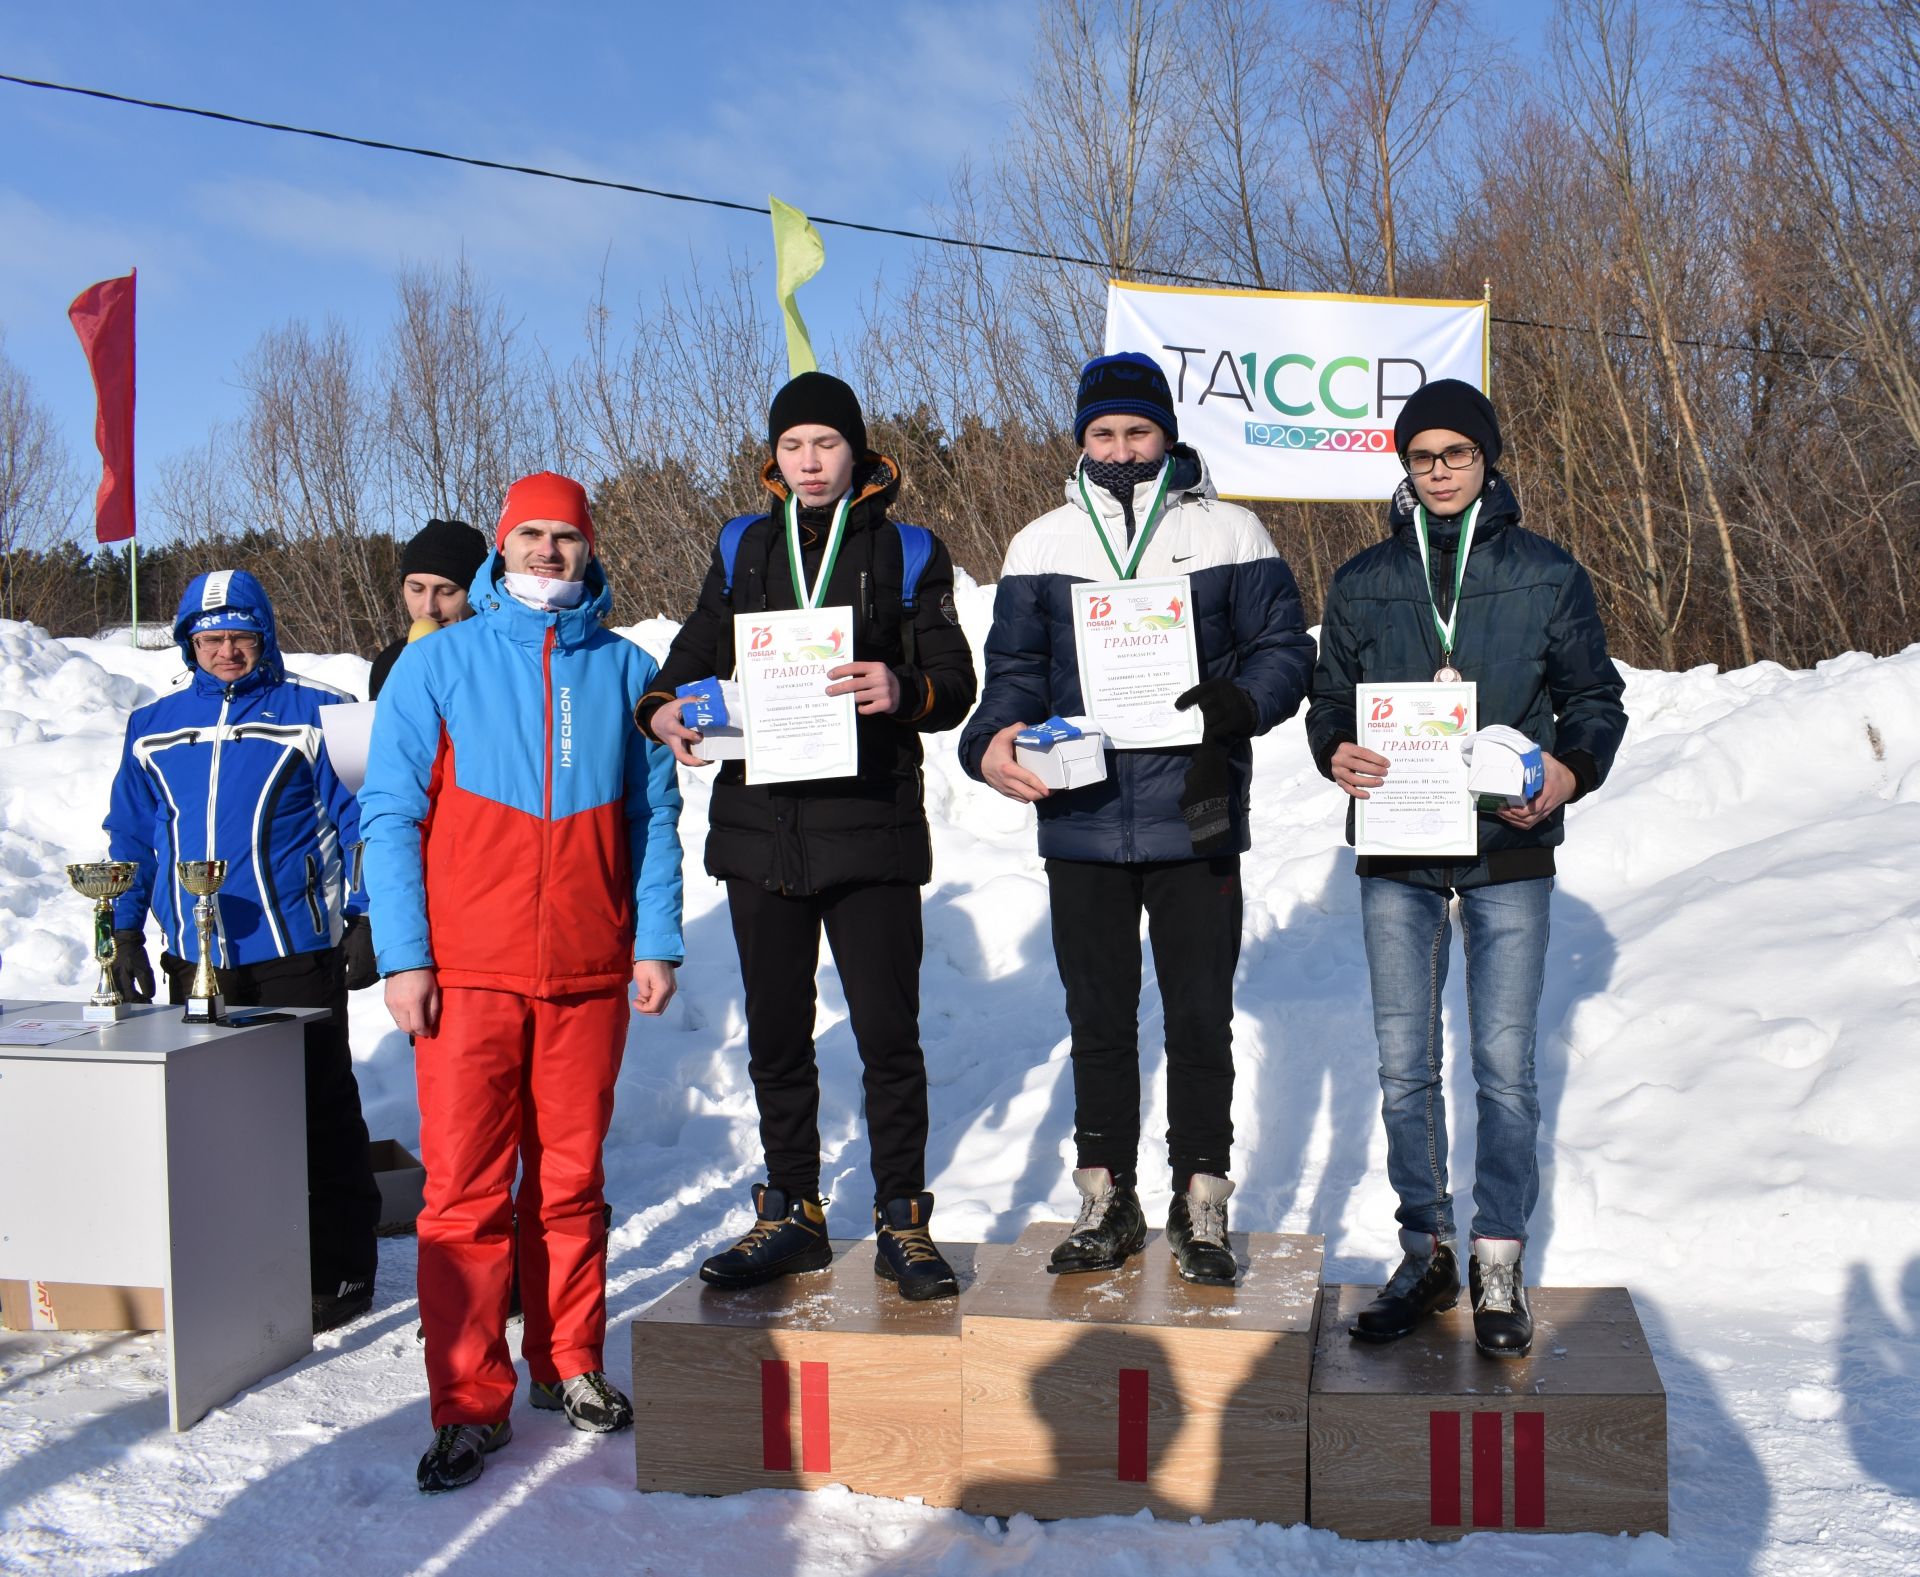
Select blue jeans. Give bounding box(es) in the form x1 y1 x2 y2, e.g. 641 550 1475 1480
1359 876 1552 1243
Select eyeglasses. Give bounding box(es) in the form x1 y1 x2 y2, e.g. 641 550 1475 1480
191 632 261 651
1404 443 1481 476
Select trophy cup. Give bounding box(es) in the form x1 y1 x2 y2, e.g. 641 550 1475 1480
65 860 140 1022
176 859 230 1024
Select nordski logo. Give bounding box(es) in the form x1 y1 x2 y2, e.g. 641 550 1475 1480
558 686 573 768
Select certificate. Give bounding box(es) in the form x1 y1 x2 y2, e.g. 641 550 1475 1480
1353 682 1478 856
735 606 858 785
1071 577 1203 749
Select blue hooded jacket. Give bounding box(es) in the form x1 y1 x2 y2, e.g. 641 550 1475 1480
105 569 366 965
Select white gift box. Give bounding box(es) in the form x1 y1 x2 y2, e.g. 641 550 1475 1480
1463 724 1544 810
685 680 747 762
1015 718 1108 791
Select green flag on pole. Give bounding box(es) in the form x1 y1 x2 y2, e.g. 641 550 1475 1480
770 194 825 377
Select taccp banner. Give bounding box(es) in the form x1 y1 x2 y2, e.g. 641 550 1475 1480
1103 280 1489 502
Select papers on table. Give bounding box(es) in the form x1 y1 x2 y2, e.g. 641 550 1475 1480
1354 682 1479 857
0 1019 100 1047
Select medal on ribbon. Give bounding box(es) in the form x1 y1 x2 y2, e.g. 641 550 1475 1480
1412 498 1481 683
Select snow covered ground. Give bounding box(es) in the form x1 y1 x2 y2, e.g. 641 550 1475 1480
1 593 1917 1575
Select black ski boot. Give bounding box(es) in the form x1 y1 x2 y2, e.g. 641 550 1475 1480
873 1193 959 1301
416 1418 511 1493
1470 1237 1532 1357
530 1371 633 1432
699 1184 832 1289
1350 1229 1461 1342
1166 1174 1237 1285
1047 1167 1147 1275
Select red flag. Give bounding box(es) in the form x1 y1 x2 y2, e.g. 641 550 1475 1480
69 271 137 544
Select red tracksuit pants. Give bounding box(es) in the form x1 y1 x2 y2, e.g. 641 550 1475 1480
415 984 627 1427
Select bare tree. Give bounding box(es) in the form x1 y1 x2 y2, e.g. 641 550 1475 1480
0 338 81 626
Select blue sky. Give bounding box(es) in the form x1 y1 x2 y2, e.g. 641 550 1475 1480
3 1 1558 533
1 0 1036 516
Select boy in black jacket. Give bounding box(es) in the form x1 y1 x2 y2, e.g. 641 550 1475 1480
636 373 977 1299
1307 380 1626 1358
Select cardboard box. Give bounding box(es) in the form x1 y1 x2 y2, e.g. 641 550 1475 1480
1309 1284 1668 1539
678 679 747 762
959 1223 1323 1525
1 1279 166 1332
368 1138 426 1235
1014 720 1108 791
633 1240 1001 1506
1465 725 1544 811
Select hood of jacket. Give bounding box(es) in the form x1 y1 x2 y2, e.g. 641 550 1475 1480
469 549 614 650
757 451 904 528
171 569 284 697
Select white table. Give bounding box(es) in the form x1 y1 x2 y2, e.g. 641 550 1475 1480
0 1000 319 1430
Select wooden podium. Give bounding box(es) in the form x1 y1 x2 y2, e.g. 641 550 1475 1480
958 1223 1324 1524
632 1240 1000 1506
1309 1285 1668 1539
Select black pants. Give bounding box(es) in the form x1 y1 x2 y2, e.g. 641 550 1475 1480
725 879 928 1204
1045 855 1242 1185
162 946 381 1294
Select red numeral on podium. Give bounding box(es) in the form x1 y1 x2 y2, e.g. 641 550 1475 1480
760 1359 831 1473
1429 1411 1546 1528
1118 1367 1149 1482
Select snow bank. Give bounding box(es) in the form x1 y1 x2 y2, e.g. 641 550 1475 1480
2 610 1916 1575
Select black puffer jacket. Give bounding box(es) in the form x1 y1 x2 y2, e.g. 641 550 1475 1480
1305 473 1627 888
638 455 977 894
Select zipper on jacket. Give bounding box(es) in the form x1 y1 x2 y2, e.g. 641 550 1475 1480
304 854 326 936
537 625 557 987
205 691 233 967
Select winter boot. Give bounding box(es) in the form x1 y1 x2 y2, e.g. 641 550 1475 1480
1469 1237 1532 1357
1166 1173 1237 1285
873 1193 959 1301
530 1370 633 1433
699 1184 832 1289
416 1418 511 1493
312 1277 374 1334
1047 1167 1148 1275
1350 1229 1461 1342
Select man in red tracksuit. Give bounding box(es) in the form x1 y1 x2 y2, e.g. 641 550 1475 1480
361 472 684 1493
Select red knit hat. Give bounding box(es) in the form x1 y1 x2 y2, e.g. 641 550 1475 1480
496 471 596 550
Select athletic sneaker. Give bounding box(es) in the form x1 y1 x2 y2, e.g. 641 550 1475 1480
312 1278 374 1334
530 1370 634 1433
416 1418 511 1493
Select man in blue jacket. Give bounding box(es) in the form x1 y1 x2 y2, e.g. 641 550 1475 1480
105 569 382 1333
362 472 684 1494
1307 380 1627 1358
961 352 1316 1286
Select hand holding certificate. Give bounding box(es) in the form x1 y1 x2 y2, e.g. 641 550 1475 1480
1351 682 1478 856
735 606 859 784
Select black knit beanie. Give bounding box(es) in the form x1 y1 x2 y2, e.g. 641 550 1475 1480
1393 378 1503 467
399 518 490 590
1075 351 1178 444
767 371 868 456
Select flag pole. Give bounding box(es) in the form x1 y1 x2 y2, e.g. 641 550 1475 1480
130 539 139 646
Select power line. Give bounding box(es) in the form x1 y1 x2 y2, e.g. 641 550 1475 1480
1 70 1856 365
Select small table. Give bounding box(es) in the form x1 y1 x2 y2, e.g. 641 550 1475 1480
0 1000 318 1430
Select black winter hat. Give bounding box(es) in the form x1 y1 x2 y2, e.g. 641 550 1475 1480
1075 351 1178 444
399 518 490 592
767 371 868 457
1393 378 1503 467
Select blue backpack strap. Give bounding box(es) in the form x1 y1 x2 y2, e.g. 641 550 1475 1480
891 521 936 666
717 514 761 601
892 521 934 610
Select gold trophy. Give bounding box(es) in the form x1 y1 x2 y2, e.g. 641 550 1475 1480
177 859 230 1024
65 860 139 1022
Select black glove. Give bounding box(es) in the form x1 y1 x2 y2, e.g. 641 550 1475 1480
1180 744 1237 857
341 913 379 991
1174 679 1260 743
110 928 155 1003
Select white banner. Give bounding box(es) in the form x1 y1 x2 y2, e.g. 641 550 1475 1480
1103 281 1489 502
